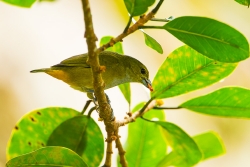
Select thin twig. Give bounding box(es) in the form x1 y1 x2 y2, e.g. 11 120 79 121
117 100 157 126
102 132 114 167
115 131 128 167
81 100 92 114
97 0 165 53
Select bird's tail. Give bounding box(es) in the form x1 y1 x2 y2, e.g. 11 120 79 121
30 68 50 73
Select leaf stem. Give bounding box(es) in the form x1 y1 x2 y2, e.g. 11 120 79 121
153 106 182 110
139 25 163 29
81 100 92 114
152 0 164 13
87 106 96 117
123 15 133 33
150 16 174 22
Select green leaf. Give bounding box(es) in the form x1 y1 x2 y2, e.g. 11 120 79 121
99 36 124 54
163 16 249 62
47 115 104 167
6 146 88 167
118 83 131 105
6 107 79 160
235 0 250 7
143 32 163 54
151 45 237 99
118 103 166 167
180 87 250 118
100 36 131 105
123 0 155 16
156 121 202 167
1 0 36 7
193 131 225 160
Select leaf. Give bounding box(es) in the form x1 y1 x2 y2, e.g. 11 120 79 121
123 0 155 16
100 36 131 105
99 36 124 54
1 0 36 7
156 121 202 167
118 103 166 167
163 16 249 62
6 107 79 160
180 87 250 118
47 115 104 167
235 0 250 7
6 146 88 167
143 32 163 54
118 83 131 105
193 131 225 160
151 45 237 99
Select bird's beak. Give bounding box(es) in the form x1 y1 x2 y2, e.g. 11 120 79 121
142 79 153 92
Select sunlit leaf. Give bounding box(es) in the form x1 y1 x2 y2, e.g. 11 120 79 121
235 0 250 7
163 16 249 62
151 45 237 99
47 115 104 167
123 0 155 16
6 146 87 167
156 121 202 167
180 87 250 118
118 103 166 167
193 131 225 160
118 83 131 105
143 32 163 54
6 107 79 160
1 0 36 7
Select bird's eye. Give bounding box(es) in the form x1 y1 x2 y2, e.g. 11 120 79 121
141 68 146 74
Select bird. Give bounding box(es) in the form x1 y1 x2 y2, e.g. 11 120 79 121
30 51 153 99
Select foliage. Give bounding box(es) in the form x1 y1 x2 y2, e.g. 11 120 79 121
3 0 250 167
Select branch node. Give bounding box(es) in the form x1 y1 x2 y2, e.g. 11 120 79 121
99 65 106 72
126 112 132 117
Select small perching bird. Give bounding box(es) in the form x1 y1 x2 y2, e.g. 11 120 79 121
30 51 153 98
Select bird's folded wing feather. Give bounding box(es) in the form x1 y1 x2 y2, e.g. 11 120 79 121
52 54 90 68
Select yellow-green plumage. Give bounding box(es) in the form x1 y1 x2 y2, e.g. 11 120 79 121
31 51 152 97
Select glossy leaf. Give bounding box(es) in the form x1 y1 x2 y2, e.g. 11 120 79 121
100 36 131 105
143 32 163 54
163 16 249 62
6 146 88 167
235 0 250 7
151 45 237 99
118 103 166 167
156 121 202 167
100 36 124 54
47 115 104 167
123 0 155 16
193 131 225 160
118 83 131 105
6 107 79 160
180 87 250 118
1 0 36 7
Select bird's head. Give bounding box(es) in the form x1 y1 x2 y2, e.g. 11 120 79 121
124 56 153 92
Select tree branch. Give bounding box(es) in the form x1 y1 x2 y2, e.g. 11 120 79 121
81 0 164 166
115 131 128 167
97 0 164 52
81 0 115 166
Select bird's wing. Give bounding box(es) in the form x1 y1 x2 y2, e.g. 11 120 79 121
52 53 90 68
